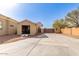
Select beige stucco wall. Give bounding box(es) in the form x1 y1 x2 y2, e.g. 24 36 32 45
17 21 37 35
0 15 18 35
7 19 17 35
0 18 8 35
36 25 44 33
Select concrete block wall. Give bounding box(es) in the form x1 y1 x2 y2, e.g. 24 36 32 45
61 28 79 36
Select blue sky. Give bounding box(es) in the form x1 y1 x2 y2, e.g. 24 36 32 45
1 3 79 28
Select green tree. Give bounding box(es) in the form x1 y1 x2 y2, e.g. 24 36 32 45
53 19 66 33
65 8 79 27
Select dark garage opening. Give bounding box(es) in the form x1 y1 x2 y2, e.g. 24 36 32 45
22 25 30 34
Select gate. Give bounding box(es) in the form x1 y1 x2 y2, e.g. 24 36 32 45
44 28 54 33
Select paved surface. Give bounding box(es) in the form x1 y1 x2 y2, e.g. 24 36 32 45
0 33 79 56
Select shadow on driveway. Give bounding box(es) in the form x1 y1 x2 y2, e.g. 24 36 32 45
31 34 48 38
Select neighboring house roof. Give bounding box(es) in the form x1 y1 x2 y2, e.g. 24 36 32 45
0 14 18 23
36 22 43 27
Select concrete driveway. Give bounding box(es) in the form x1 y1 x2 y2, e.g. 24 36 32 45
0 33 79 56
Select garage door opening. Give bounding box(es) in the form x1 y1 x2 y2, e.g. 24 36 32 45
22 25 30 34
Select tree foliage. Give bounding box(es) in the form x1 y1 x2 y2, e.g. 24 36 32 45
65 9 79 27
53 8 79 30
53 19 66 29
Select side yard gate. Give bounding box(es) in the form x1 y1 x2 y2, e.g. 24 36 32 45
44 28 54 33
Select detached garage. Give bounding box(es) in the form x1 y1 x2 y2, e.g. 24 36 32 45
17 20 42 35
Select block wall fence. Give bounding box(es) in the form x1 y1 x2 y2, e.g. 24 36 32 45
61 28 79 36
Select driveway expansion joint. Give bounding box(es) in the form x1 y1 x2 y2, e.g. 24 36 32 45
26 38 42 56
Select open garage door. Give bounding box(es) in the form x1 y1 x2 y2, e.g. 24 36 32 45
22 25 30 34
